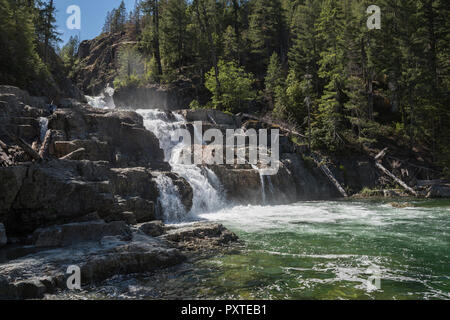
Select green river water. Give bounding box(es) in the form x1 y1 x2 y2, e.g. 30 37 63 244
190 199 449 300
50 199 449 300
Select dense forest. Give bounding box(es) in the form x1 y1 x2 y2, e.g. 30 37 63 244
1 0 449 170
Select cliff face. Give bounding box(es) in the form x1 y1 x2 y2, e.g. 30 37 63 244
72 32 135 96
72 32 197 109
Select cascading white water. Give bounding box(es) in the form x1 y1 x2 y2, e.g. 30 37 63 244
39 117 48 142
252 165 267 205
85 84 116 109
154 174 187 222
136 109 224 219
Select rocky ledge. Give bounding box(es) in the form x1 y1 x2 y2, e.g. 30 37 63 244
0 220 238 299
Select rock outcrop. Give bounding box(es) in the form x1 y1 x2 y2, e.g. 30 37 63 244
114 81 196 111
73 32 131 95
0 87 193 237
32 221 132 247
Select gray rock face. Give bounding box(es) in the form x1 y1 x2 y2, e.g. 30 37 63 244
74 32 127 95
0 223 7 247
114 83 195 111
32 221 132 247
48 103 167 168
427 184 450 198
0 160 194 236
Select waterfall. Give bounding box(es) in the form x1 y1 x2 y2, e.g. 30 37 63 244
39 117 48 142
252 165 267 205
137 109 224 219
85 84 116 109
154 174 187 222
85 89 224 221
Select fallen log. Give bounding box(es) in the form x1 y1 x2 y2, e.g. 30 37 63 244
241 113 307 139
4 131 42 162
59 148 85 160
39 129 52 159
375 148 389 161
375 162 418 196
0 139 7 150
0 145 13 167
312 154 348 197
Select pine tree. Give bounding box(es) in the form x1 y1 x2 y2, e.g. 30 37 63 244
141 0 163 79
265 52 284 108
0 0 47 89
37 0 61 63
315 0 347 149
288 0 323 96
160 0 190 73
248 0 287 73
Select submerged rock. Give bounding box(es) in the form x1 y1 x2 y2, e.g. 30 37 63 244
164 223 239 251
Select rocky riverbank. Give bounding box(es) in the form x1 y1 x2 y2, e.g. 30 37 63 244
0 220 238 299
0 84 447 299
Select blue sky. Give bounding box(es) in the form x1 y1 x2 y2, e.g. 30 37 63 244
55 0 136 45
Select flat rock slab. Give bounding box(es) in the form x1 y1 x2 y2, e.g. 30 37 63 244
32 221 132 247
0 233 184 299
0 221 239 299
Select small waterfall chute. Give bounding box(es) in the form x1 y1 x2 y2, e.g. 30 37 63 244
38 117 48 142
85 84 116 109
137 109 225 220
252 164 267 205
154 174 187 222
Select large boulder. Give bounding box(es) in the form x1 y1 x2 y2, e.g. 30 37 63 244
164 223 239 251
0 165 28 215
138 221 165 237
281 153 341 200
2 160 119 235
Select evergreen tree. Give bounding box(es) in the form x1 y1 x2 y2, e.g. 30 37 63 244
141 0 163 79
37 0 61 63
265 52 284 108
0 0 46 88
288 0 323 96
160 0 190 73
315 0 346 149
248 0 287 73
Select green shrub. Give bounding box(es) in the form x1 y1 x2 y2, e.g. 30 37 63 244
205 60 257 113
